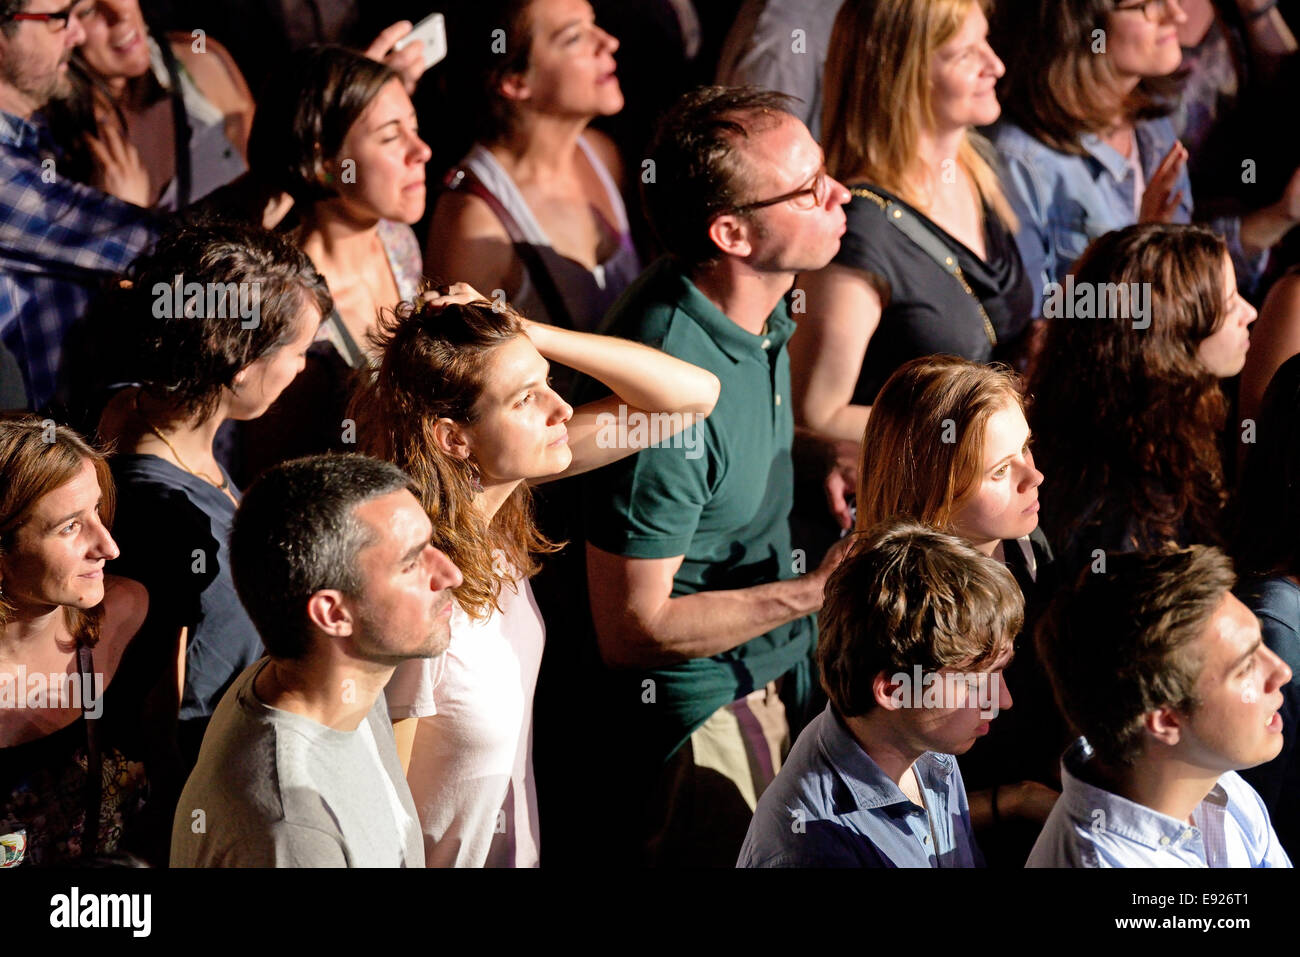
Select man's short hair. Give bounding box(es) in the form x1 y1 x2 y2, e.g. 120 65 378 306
641 84 798 269
230 454 419 659
1035 546 1236 767
818 519 1024 717
1 0 28 37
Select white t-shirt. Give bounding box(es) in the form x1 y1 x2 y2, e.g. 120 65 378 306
384 572 544 868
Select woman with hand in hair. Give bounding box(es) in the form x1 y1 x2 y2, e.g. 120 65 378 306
353 283 719 867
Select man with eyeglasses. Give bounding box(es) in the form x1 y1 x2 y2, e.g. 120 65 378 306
568 85 853 866
0 0 156 411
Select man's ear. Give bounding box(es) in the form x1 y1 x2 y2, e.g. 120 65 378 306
306 589 353 638
872 669 908 712
1143 706 1185 748
432 417 471 460
707 214 754 260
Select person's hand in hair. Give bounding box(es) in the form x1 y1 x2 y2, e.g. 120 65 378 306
1138 140 1188 225
86 123 151 207
421 282 490 308
364 21 426 95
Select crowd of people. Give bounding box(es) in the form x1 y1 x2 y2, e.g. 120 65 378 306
2 0 1300 870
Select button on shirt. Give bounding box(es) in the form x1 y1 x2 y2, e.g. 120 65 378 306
991 117 1263 315
737 704 984 868
1027 738 1292 868
0 110 157 409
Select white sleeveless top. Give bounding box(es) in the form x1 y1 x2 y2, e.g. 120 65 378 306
460 136 641 332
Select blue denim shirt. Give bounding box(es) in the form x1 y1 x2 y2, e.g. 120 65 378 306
991 117 1261 316
1027 738 1292 868
737 704 984 868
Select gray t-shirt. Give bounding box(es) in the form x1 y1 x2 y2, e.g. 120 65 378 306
171 658 424 867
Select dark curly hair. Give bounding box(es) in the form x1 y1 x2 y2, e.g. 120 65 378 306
91 220 332 423
1027 223 1231 570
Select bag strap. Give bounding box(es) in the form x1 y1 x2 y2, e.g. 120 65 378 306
443 166 577 330
850 187 996 348
77 643 102 859
156 37 193 209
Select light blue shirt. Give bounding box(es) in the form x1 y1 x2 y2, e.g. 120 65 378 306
737 704 984 868
1027 738 1292 868
991 117 1262 315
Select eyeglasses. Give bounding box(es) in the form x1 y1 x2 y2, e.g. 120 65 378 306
7 0 94 32
726 167 830 216
1114 0 1177 23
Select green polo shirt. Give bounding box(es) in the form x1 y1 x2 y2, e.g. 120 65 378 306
581 257 816 766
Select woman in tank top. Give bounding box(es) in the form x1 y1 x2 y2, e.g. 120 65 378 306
45 0 252 209
425 0 641 342
0 417 156 866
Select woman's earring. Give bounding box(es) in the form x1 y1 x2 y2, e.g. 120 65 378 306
468 460 484 494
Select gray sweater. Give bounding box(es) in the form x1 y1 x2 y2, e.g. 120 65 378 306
170 658 424 867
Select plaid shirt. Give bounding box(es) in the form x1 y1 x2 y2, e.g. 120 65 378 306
0 109 157 409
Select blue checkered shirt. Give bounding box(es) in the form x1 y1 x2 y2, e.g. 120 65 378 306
0 109 157 409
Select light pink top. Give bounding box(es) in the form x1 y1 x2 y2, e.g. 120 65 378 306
384 571 544 868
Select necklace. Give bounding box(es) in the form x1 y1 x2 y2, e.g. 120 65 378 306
134 394 234 499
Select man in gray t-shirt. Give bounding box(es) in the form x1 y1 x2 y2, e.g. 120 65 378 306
170 455 463 867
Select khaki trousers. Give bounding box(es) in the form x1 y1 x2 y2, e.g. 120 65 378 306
644 681 789 867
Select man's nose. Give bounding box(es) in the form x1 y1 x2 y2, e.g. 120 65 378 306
429 546 463 590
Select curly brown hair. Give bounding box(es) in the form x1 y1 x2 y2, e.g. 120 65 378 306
87 221 332 424
1026 223 1231 566
350 298 561 620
